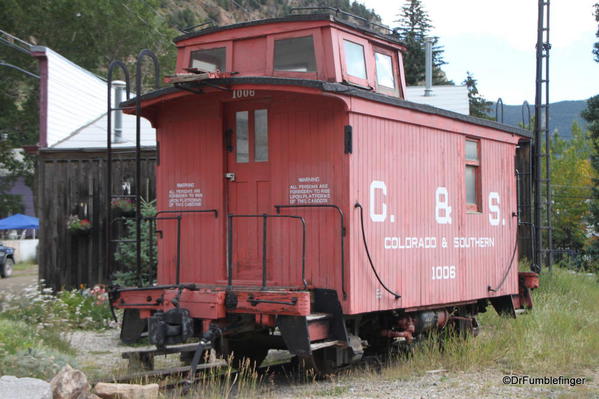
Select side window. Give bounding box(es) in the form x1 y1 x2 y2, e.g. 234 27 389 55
254 109 268 162
189 47 226 72
465 139 481 211
343 40 367 79
274 36 316 72
374 52 395 89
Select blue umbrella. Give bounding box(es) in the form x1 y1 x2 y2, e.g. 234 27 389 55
0 214 39 230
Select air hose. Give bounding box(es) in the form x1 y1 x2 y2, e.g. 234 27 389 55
488 235 519 292
354 203 401 299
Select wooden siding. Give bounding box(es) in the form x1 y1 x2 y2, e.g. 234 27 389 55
347 103 520 314
38 148 156 290
154 91 348 294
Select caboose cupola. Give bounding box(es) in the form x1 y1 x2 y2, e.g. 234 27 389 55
173 13 407 98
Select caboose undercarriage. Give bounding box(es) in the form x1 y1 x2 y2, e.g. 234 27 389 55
111 279 537 375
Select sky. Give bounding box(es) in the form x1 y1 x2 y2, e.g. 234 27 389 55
359 0 598 105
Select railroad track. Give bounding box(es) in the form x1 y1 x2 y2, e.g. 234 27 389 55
100 351 385 394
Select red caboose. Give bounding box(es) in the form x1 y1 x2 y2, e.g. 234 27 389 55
112 11 535 373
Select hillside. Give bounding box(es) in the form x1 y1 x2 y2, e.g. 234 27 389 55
492 100 588 139
159 0 382 32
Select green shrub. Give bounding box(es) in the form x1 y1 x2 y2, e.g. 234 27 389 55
113 199 157 287
1 283 113 330
0 348 77 380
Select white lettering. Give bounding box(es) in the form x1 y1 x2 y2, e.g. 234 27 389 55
435 187 452 224
370 180 387 222
432 265 456 280
489 192 501 226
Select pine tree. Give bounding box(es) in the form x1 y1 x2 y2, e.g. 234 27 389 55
581 95 599 270
593 3 599 62
463 72 492 119
395 0 447 85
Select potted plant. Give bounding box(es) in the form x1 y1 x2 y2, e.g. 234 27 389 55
66 215 92 235
111 198 135 217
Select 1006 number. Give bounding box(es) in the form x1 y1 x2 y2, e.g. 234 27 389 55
432 265 456 280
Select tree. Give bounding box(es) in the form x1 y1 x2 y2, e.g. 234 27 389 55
463 72 492 119
394 0 448 85
581 95 599 268
549 123 594 253
593 3 598 62
0 0 178 216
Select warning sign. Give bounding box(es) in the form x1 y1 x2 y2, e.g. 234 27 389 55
168 182 203 208
289 177 331 204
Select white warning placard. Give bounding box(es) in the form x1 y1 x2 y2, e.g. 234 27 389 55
289 177 331 204
168 182 203 208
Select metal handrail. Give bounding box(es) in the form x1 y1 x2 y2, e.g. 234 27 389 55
147 209 219 285
289 7 394 36
134 50 160 286
495 97 504 123
274 204 347 299
227 214 307 290
106 61 131 282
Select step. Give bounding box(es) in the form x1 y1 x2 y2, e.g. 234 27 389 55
306 313 331 322
310 340 346 351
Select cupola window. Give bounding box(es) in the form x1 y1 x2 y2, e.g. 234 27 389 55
343 40 367 79
274 36 316 72
189 47 226 72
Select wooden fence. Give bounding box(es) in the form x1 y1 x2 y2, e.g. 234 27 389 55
37 148 156 290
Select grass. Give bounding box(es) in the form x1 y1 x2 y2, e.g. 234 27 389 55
12 261 37 272
380 267 599 378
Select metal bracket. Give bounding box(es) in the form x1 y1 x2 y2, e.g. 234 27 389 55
247 295 298 307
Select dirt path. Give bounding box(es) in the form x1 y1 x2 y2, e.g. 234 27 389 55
0 264 37 296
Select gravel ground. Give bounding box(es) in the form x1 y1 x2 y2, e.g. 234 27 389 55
0 264 37 295
65 327 598 398
274 369 599 399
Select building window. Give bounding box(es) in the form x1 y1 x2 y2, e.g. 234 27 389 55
274 36 316 72
465 139 481 211
375 52 395 89
189 47 226 72
343 40 367 79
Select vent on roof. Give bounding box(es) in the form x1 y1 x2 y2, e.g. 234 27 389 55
112 80 126 143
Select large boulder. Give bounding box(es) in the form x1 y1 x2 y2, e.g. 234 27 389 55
50 364 90 399
94 382 159 399
0 375 52 399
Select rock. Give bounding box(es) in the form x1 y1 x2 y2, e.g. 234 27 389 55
50 364 90 399
94 383 159 399
0 375 52 399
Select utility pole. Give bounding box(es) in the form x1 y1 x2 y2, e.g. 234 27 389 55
533 0 552 272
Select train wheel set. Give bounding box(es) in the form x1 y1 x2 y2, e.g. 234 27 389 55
104 9 539 386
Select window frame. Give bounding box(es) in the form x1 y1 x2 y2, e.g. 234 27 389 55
465 138 482 212
338 33 373 88
182 41 233 73
267 29 322 79
372 45 399 97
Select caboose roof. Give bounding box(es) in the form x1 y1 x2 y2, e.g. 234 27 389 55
122 76 531 138
173 13 403 48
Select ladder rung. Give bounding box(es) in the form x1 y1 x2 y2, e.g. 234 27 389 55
110 239 138 243
111 194 136 198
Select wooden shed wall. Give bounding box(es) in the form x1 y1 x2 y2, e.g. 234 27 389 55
37 148 156 290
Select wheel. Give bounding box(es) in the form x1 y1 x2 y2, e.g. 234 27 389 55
228 339 269 370
120 309 147 344
220 332 269 370
1 258 14 278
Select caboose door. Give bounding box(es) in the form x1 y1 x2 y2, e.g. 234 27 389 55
225 103 271 282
